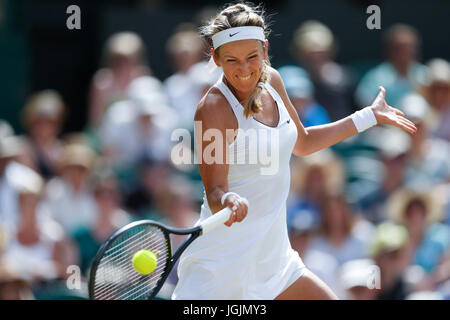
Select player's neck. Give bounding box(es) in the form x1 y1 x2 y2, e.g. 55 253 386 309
223 77 251 103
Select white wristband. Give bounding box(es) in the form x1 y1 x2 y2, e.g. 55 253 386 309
351 107 377 133
221 192 239 206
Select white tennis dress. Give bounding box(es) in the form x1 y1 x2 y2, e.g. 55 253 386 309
172 77 306 300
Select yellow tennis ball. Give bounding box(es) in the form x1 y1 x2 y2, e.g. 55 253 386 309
132 249 157 275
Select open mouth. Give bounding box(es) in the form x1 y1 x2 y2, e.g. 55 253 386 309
237 74 251 81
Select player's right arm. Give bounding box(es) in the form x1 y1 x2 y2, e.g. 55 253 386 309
194 88 248 226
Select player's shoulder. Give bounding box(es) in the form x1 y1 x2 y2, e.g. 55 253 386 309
195 86 230 121
267 66 284 92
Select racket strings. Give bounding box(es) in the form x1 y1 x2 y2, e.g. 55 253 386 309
94 228 168 300
96 231 167 299
92 224 170 300
101 232 166 268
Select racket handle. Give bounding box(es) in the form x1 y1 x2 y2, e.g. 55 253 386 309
200 207 233 235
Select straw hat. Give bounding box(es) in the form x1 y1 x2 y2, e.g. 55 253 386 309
387 187 444 225
418 58 450 115
60 143 96 170
22 90 65 128
166 29 203 56
293 20 335 53
104 32 145 61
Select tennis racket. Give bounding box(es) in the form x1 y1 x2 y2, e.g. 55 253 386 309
88 206 237 300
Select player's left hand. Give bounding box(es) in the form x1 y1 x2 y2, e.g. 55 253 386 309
370 86 417 134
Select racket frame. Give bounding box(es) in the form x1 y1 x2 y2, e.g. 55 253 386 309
88 219 202 300
89 207 233 300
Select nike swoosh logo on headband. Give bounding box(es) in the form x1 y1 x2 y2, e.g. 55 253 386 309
229 32 240 37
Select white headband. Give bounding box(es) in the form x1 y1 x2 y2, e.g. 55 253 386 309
212 26 266 50
207 26 266 73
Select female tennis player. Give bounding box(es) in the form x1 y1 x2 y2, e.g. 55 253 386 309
172 3 417 300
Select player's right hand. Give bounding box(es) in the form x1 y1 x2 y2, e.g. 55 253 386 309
223 194 249 227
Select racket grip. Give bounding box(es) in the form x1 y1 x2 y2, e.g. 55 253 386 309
200 207 233 235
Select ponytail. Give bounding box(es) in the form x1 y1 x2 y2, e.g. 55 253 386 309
242 58 270 118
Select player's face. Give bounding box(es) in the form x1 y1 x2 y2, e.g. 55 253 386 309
214 39 268 100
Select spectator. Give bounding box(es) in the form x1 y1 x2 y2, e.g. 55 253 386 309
184 60 223 126
42 142 97 235
164 25 207 130
1 167 77 284
305 193 373 265
278 65 330 127
99 75 178 171
419 58 450 141
370 222 411 300
166 25 204 76
434 182 450 226
399 93 450 190
0 136 36 229
355 24 427 108
302 193 374 295
387 188 450 275
166 57 222 177
0 191 35 300
123 156 172 219
72 168 132 275
88 32 150 129
21 90 66 180
154 177 199 299
432 253 450 299
357 127 411 223
291 20 356 121
288 149 345 242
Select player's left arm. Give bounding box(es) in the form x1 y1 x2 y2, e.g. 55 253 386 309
268 67 416 157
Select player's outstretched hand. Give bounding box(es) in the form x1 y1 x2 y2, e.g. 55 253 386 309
224 194 249 227
370 86 417 134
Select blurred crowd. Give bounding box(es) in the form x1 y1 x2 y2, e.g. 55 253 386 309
0 16 449 300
